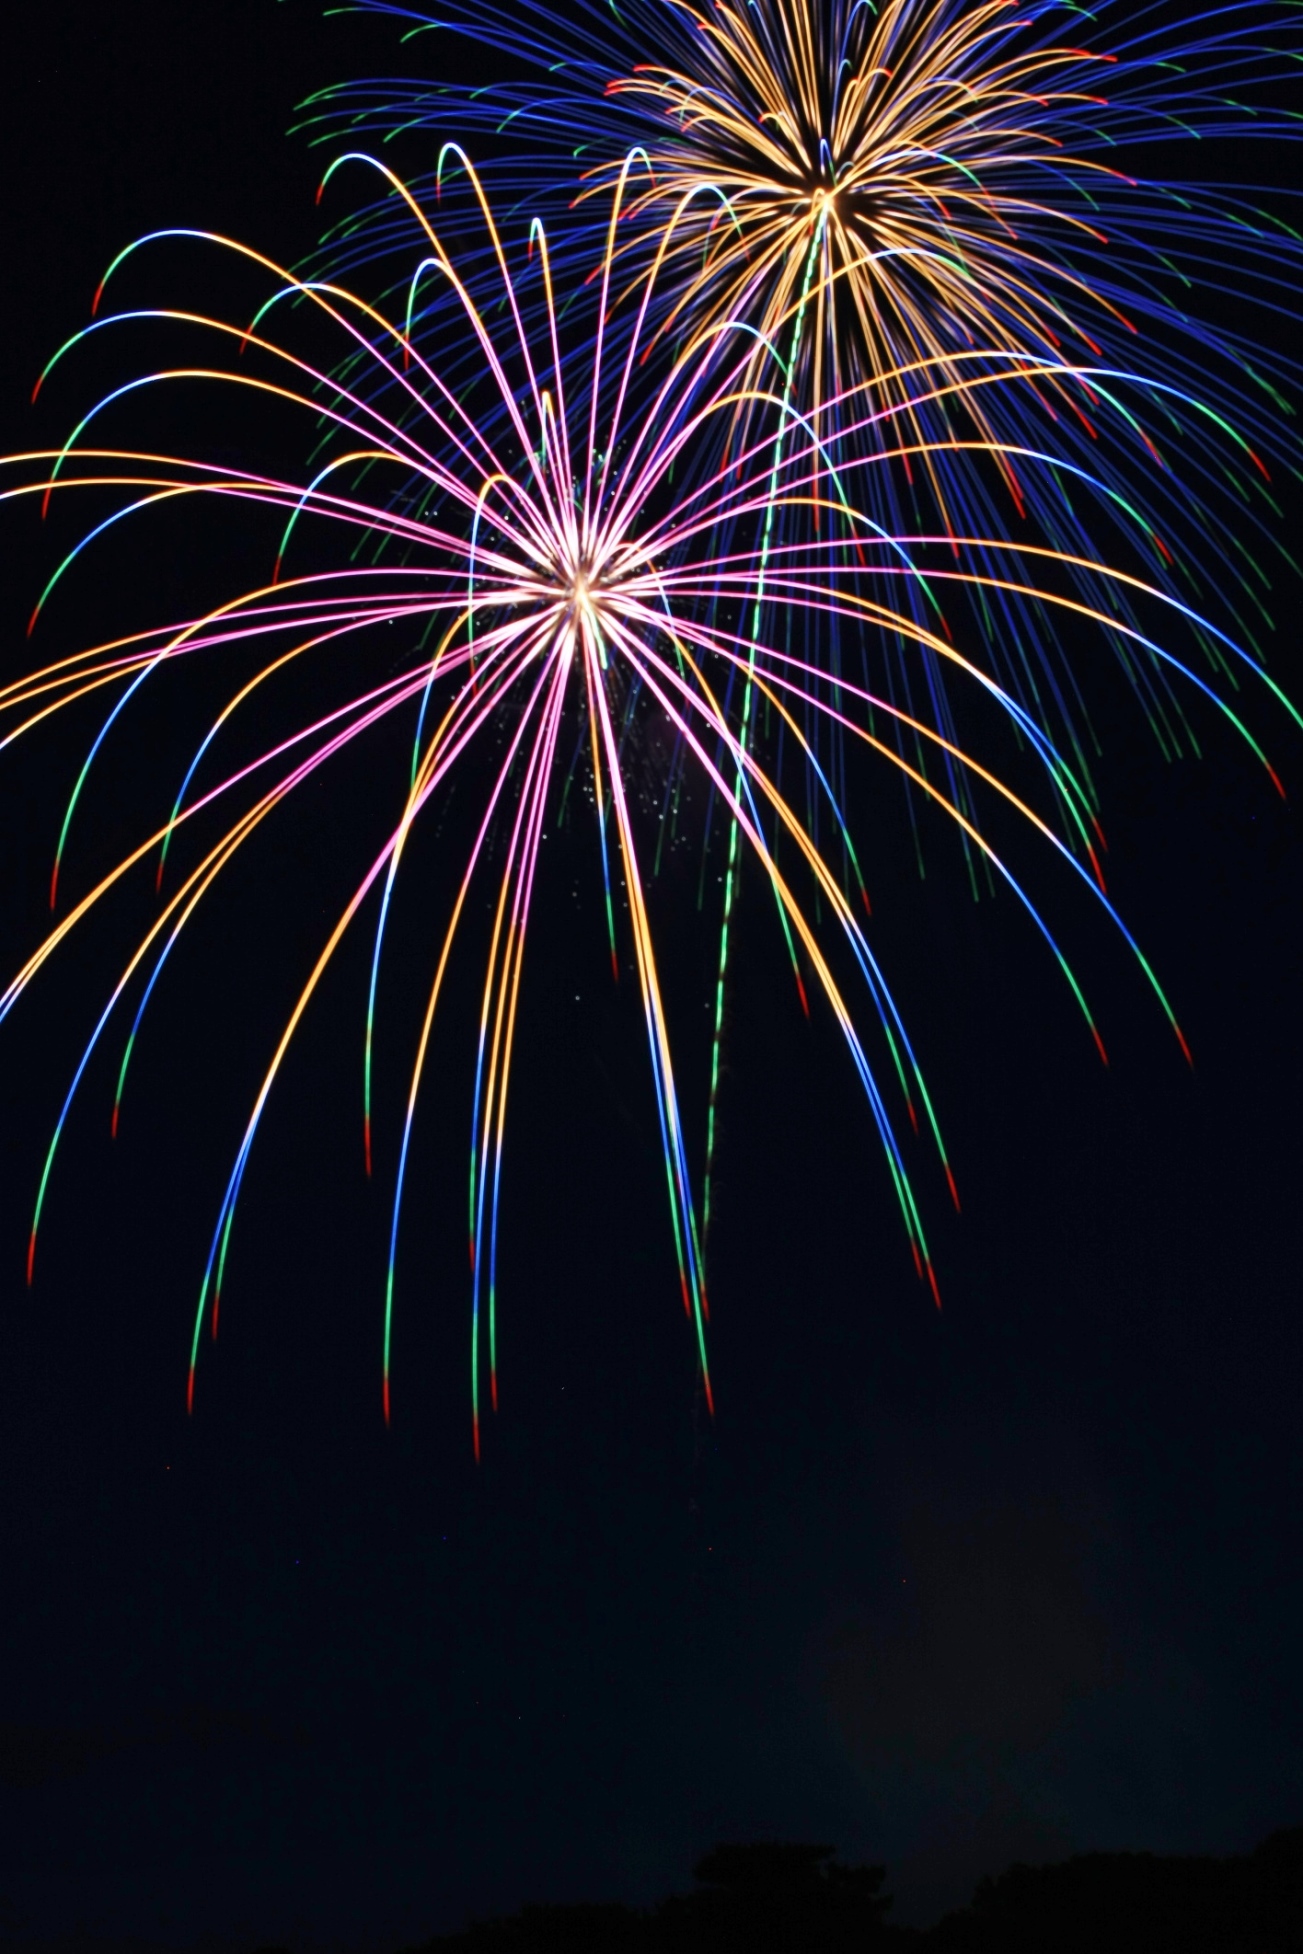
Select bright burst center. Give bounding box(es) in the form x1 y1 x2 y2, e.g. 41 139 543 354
559 558 606 633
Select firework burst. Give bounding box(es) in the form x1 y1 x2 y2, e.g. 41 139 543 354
1 157 1293 1446
300 0 1300 726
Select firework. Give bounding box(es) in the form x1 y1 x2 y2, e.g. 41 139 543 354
299 0 1300 741
1 158 1292 1445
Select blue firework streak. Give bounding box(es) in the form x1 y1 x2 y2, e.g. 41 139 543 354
295 0 1302 678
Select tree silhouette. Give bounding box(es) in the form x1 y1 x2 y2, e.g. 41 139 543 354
654 1841 896 1950
926 1825 1303 1952
412 1826 1302 1950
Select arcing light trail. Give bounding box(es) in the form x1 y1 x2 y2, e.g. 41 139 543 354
0 157 1294 1450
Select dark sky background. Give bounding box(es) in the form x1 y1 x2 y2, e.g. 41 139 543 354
0 2 1299 1943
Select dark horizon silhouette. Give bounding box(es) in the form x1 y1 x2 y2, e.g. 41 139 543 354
394 1827 1303 1950
2 1829 1300 1951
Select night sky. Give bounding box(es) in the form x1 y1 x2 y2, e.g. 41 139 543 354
1 3 1300 1942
